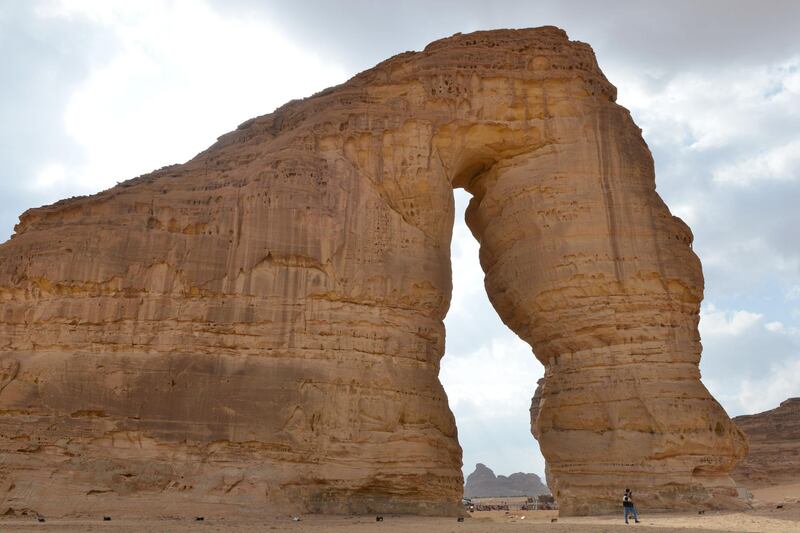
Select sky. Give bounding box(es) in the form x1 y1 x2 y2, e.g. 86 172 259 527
1 0 799 482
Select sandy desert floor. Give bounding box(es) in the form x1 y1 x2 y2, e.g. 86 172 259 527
1 485 797 532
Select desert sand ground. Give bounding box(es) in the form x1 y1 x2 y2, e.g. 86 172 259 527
1 484 797 532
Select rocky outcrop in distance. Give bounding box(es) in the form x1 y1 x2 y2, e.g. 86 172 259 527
464 463 548 498
0 26 746 517
732 398 800 489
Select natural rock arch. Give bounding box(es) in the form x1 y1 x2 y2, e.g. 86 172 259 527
0 27 745 517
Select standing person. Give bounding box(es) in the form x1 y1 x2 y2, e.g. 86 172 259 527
623 489 640 524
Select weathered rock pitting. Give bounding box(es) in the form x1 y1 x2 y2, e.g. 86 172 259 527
0 27 745 517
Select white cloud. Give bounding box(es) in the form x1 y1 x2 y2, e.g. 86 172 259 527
737 358 800 414
713 140 800 186
440 331 545 478
441 334 541 415
765 321 785 333
612 56 800 184
700 303 763 337
700 302 800 415
31 162 68 190
612 57 800 311
448 192 484 318
37 0 348 191
669 202 698 226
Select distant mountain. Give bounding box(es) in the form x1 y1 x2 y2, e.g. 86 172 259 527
732 397 800 488
464 463 549 498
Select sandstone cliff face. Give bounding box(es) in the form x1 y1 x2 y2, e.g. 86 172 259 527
732 398 800 489
464 463 548 498
0 27 745 517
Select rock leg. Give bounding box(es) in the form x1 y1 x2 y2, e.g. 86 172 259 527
464 103 748 514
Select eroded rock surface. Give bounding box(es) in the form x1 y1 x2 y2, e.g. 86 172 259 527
464 463 548 498
732 398 800 489
0 27 745 517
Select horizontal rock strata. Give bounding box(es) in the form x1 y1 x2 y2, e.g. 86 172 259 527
0 26 745 516
732 398 800 489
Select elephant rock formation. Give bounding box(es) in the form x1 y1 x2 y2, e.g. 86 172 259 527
0 27 746 517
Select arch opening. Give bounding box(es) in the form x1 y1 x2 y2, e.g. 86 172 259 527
439 187 547 492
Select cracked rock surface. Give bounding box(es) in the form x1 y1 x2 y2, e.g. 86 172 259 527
0 27 745 517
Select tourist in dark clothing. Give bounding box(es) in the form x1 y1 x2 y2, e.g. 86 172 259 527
623 488 640 524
